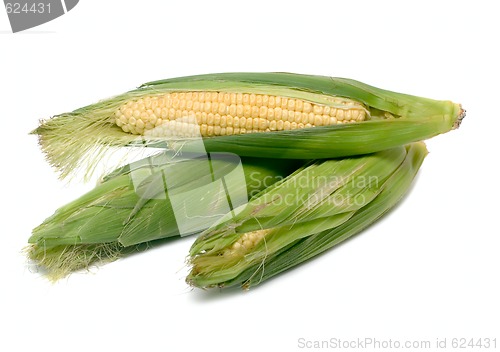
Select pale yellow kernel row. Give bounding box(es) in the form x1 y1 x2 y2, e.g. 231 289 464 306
119 93 365 114
223 229 270 257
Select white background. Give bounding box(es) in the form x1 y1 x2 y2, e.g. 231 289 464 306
1 1 499 351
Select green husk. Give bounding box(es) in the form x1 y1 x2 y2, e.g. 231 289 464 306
32 72 463 179
28 152 302 280
187 142 428 289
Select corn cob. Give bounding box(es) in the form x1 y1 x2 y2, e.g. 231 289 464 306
33 73 463 179
28 152 302 280
187 142 428 289
114 92 368 136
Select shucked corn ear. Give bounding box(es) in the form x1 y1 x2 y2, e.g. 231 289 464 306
115 92 368 136
33 73 463 179
187 142 428 289
28 152 301 280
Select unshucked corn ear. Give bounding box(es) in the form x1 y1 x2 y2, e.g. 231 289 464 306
187 142 428 289
33 73 463 179
28 152 302 281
